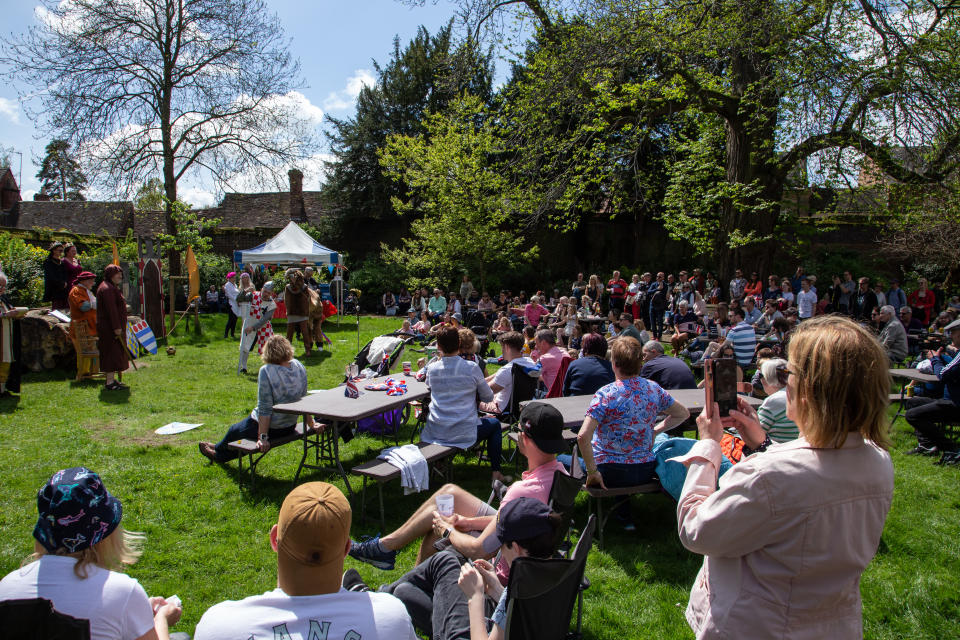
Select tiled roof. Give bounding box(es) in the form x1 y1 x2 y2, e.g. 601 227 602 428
14 200 135 236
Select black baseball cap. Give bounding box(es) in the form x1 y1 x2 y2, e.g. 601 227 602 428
516 403 567 454
482 497 554 554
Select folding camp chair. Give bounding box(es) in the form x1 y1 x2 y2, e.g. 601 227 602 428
501 515 596 640
0 598 91 640
547 469 584 555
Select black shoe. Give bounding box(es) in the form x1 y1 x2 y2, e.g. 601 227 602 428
341 568 371 592
935 451 960 466
905 445 939 456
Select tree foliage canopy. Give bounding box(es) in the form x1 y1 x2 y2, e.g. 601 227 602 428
379 95 538 290
36 139 87 201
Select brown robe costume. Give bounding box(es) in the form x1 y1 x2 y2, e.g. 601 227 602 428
96 265 128 374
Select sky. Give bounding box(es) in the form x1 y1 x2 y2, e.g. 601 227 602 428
0 0 473 206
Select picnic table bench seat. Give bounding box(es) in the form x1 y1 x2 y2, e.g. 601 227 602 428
228 422 326 490
352 441 459 526
582 480 663 548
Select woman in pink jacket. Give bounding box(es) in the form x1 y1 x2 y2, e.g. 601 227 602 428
674 316 894 639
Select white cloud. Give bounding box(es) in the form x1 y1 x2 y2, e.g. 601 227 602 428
180 186 217 208
0 98 20 124
322 69 375 112
21 189 36 201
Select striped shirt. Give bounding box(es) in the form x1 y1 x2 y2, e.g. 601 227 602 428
757 389 799 442
725 321 757 366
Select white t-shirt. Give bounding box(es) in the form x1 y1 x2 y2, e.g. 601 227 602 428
0 555 155 640
797 289 818 318
491 356 537 412
194 587 417 640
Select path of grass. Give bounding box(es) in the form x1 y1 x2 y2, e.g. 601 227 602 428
0 313 957 638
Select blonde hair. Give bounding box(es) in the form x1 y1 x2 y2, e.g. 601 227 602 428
457 327 477 354
29 526 143 579
610 336 643 376
787 316 892 450
262 335 295 364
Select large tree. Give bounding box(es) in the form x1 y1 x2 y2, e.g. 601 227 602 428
429 0 960 277
322 24 494 250
3 0 318 272
36 139 87 201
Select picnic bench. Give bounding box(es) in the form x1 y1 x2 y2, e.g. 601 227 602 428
582 482 662 548
227 422 324 491
351 441 459 526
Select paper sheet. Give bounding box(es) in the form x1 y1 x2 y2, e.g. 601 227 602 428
155 422 203 435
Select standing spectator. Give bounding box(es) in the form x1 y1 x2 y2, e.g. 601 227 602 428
729 268 747 304
0 466 184 640
586 274 604 308
627 274 641 319
0 271 25 397
638 272 653 328
563 333 614 397
382 290 398 316
796 278 818 320
96 264 129 392
648 272 668 340
302 266 319 289
762 275 781 302
675 316 893 640
571 272 587 302
789 266 805 295
205 285 220 313
224 271 240 339
886 279 907 312
43 241 69 310
872 281 886 310
839 270 856 314
706 275 722 304
61 243 83 288
398 287 412 315
428 288 447 322
779 280 795 306
877 306 908 363
908 277 935 326
459 274 475 302
743 272 763 301
690 268 705 294
721 307 758 368
851 277 879 321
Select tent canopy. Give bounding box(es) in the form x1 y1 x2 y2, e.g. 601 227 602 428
233 221 340 266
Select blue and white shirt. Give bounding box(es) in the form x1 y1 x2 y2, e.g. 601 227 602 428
423 356 493 448
725 321 757 366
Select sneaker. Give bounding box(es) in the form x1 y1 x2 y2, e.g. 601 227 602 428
905 445 939 456
341 568 371 592
348 536 396 571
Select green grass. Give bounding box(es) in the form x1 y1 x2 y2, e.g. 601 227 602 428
1 313 958 638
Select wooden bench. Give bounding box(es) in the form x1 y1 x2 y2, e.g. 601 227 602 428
583 482 663 548
351 442 460 527
228 423 323 491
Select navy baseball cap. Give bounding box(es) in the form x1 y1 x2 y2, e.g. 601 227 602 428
34 467 123 553
481 497 554 554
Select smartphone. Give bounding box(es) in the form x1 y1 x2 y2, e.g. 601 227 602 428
705 357 738 417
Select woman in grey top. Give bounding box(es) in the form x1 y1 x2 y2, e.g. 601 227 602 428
200 335 314 462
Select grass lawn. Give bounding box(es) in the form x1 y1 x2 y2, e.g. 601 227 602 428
1 313 958 638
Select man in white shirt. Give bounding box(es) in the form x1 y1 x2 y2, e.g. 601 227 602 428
479 331 538 416
223 271 240 339
194 482 416 640
796 278 817 320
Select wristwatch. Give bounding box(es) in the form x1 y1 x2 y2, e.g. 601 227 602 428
259 433 270 442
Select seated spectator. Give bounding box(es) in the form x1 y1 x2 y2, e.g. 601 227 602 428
742 296 761 325
399 319 415 336
566 337 690 527
633 319 652 345
673 316 893 640
749 347 778 398
669 301 700 355
872 282 886 309
877 305 908 363
762 274 781 302
758 317 791 357
720 307 757 368
398 287 412 315
349 403 568 574
366 498 563 640
428 289 447 322
899 306 924 333
691 288 707 317
523 295 550 327
612 311 645 343
412 310 432 334
489 314 513 341
521 325 536 356
194 482 416 640
753 298 783 333
563 332 615 397
477 291 497 319
0 466 183 640
569 324 583 351
447 292 462 316
605 310 621 339
480 331 538 417
641 340 697 390
779 280 795 306
382 290 398 316
532 328 566 391
930 311 953 335
904 318 960 457
200 336 312 463
458 327 487 377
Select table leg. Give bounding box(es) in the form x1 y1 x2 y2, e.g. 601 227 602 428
332 422 354 498
891 387 907 426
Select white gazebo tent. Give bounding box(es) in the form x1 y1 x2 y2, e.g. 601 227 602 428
234 221 346 324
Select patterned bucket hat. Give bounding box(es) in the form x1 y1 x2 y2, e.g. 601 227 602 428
33 467 123 553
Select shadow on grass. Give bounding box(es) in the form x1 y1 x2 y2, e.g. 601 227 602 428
69 378 103 389
0 394 21 413
98 387 131 404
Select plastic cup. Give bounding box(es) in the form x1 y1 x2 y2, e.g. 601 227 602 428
402 361 411 375
435 494 455 517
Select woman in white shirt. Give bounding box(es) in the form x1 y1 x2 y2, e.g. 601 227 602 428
0 467 182 640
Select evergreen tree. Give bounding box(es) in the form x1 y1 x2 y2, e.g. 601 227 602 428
36 139 86 201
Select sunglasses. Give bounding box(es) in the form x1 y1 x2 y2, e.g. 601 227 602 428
775 363 792 386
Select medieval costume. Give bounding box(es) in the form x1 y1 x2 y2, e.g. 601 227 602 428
238 281 276 374
96 264 128 388
0 290 24 396
69 272 98 380
283 270 312 355
43 249 69 310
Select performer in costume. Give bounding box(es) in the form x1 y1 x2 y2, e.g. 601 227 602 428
223 271 240 339
238 280 277 374
283 269 312 356
0 270 25 397
68 271 99 380
96 264 129 391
